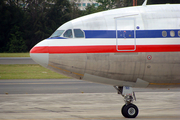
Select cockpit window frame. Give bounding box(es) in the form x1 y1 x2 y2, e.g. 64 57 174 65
73 29 85 38
63 29 73 38
62 29 85 39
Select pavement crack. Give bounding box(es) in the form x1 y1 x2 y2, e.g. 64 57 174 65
34 107 70 113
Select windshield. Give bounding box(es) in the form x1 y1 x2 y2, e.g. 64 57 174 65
63 29 73 38
50 30 64 38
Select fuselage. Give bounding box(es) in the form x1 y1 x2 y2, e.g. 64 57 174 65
30 4 180 88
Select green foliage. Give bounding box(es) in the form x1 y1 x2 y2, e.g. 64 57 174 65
0 0 74 52
97 0 114 10
0 64 69 79
8 26 27 52
81 4 99 16
0 0 25 52
0 53 30 57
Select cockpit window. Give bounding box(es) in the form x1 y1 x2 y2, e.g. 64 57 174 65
63 29 73 38
50 30 64 38
74 29 84 38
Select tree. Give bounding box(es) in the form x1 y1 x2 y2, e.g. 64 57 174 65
23 0 51 50
69 0 82 19
96 0 124 10
81 3 99 16
8 25 27 52
0 0 82 52
0 0 25 52
23 0 77 50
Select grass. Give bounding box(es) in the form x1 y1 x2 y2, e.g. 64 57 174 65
0 64 69 79
0 53 30 57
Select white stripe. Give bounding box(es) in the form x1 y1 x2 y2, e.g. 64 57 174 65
35 38 180 47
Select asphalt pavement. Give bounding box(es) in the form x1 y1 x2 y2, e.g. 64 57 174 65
0 79 116 94
0 57 37 64
0 92 179 120
0 79 180 94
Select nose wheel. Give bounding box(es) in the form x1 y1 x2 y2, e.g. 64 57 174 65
114 86 139 118
121 103 138 118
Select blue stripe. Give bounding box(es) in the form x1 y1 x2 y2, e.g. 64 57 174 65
48 37 67 39
84 30 180 38
47 30 180 39
84 30 116 38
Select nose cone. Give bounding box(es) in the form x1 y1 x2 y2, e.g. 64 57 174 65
30 53 49 68
30 40 49 68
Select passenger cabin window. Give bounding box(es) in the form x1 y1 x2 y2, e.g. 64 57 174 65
74 29 84 38
63 29 73 38
162 31 167 37
170 31 175 37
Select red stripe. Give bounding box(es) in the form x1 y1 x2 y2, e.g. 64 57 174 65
30 45 180 53
30 46 49 53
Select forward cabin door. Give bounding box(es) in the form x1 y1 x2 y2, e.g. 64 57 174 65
115 17 136 51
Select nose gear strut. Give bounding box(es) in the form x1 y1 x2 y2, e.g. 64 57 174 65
114 86 139 118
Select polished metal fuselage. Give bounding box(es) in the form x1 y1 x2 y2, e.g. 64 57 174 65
48 52 180 88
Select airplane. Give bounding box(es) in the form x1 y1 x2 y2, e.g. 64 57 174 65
30 0 180 118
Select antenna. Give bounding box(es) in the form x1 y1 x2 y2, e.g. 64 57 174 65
142 0 148 6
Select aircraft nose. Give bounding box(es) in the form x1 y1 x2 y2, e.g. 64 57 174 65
30 53 49 68
30 40 49 68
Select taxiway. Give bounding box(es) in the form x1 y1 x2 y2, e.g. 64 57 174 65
0 92 180 120
0 57 36 64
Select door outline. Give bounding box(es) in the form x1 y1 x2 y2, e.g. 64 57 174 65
115 18 136 51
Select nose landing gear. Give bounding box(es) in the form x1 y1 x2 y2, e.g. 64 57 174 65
114 86 139 118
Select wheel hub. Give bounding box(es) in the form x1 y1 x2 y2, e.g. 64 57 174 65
128 107 136 116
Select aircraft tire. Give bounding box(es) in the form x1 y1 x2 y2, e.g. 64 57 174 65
121 104 127 118
121 104 138 118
